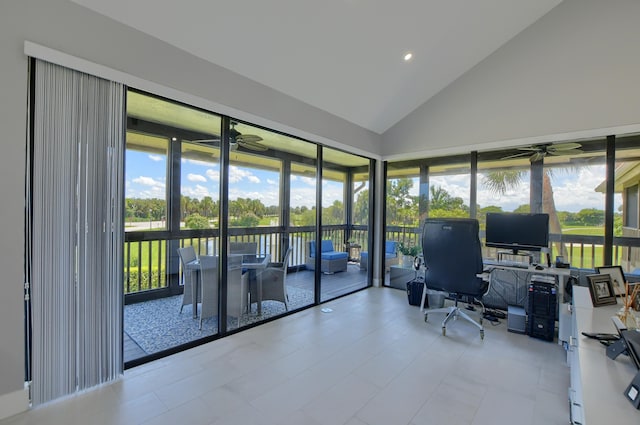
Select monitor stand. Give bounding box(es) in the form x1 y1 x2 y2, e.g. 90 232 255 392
497 251 533 266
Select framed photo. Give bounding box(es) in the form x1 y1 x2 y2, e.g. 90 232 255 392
586 274 618 307
595 265 626 297
630 283 640 311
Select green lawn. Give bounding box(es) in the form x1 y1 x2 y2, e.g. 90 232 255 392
551 225 624 268
561 226 604 236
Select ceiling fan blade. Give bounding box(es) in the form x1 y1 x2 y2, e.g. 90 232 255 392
549 142 582 151
516 146 543 151
191 138 220 144
501 152 532 160
239 140 268 151
529 151 546 163
547 148 583 156
236 134 263 143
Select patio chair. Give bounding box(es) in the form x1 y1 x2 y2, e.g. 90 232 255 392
227 254 249 317
230 242 258 255
359 240 398 270
230 242 257 311
177 246 199 314
305 240 348 273
252 247 292 311
198 255 219 329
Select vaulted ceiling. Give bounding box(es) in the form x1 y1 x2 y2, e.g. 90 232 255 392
71 0 562 134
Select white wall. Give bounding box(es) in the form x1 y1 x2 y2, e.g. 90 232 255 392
383 0 640 159
4 0 640 415
0 0 381 416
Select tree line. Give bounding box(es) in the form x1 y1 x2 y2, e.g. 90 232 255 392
126 194 369 229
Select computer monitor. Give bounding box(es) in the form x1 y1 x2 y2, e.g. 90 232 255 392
485 212 550 254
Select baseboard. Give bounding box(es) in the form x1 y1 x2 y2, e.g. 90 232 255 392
0 387 29 420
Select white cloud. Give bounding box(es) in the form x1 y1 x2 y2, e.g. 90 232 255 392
322 182 343 205
133 176 165 188
431 175 470 202
550 166 607 212
229 165 258 183
187 173 207 183
183 158 218 167
229 188 279 206
182 184 217 200
148 154 163 162
128 176 166 199
205 169 220 181
291 187 316 208
300 176 316 186
267 178 277 185
248 175 261 184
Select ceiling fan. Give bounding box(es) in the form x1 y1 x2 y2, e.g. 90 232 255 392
193 122 267 151
502 142 582 162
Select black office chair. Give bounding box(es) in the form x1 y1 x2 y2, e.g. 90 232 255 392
420 218 489 339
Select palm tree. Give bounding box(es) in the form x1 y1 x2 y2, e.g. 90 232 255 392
482 168 567 257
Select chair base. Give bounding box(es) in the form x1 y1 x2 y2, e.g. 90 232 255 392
424 304 485 339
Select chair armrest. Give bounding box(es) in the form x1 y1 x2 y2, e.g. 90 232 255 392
477 271 491 281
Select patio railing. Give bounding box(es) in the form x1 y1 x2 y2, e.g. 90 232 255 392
125 224 640 296
123 225 365 295
384 226 640 274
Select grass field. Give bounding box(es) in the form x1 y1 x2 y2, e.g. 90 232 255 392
561 226 604 236
123 224 623 275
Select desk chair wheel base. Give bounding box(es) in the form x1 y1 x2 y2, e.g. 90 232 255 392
480 329 484 340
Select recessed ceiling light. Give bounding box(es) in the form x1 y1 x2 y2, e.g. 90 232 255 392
404 52 413 62
171 137 177 141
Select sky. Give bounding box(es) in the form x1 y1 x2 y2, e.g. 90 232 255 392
126 150 621 213
125 150 345 208
415 164 622 213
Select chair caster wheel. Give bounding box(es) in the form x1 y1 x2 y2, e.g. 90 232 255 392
424 314 428 322
479 317 483 325
442 327 446 336
480 330 485 340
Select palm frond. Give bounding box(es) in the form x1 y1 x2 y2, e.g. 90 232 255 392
481 171 525 194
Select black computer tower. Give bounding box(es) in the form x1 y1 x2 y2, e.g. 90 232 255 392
527 276 557 341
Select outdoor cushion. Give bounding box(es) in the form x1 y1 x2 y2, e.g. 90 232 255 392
321 240 335 252
385 241 398 255
309 240 340 257
321 251 348 260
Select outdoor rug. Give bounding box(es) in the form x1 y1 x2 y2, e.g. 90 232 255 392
124 286 314 355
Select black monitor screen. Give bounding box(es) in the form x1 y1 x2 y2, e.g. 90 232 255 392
485 213 549 253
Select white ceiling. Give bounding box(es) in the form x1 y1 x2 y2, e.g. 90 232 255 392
72 0 562 134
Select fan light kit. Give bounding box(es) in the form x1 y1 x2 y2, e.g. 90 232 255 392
190 122 267 152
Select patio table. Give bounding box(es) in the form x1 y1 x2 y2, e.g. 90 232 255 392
185 253 271 317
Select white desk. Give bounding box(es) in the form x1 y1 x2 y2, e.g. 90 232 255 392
568 286 640 424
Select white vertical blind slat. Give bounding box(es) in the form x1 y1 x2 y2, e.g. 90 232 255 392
30 60 124 406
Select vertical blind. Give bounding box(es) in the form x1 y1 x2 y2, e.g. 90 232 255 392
29 59 124 405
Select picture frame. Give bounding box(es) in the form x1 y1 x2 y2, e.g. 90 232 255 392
595 265 626 297
586 274 618 307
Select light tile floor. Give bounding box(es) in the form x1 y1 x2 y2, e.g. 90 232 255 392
1 287 569 425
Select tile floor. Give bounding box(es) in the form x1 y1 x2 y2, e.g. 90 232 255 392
1 287 569 425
